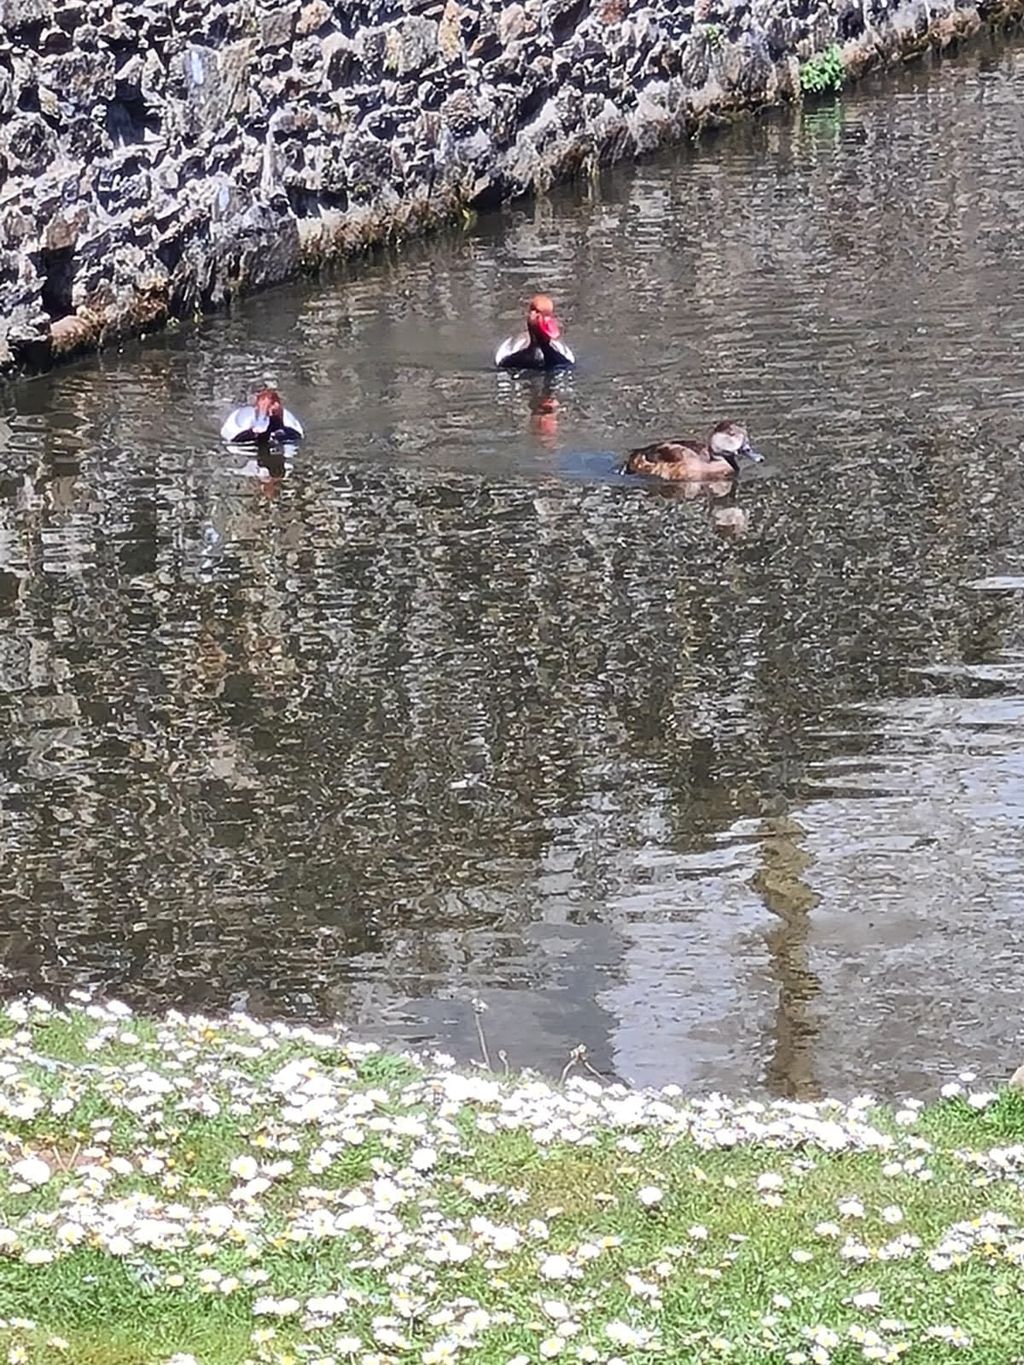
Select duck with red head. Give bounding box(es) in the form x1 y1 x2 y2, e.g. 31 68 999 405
495 294 576 371
220 387 304 447
623 421 764 482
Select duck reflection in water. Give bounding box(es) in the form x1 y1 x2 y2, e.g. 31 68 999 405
524 371 572 449
227 440 289 496
710 496 749 540
254 446 287 496
496 366 574 450
648 478 751 538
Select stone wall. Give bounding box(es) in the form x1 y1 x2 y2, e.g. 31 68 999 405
0 0 1020 376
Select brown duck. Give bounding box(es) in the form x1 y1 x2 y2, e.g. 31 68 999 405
623 421 763 481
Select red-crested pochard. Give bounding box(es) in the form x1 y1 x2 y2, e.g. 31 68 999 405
495 294 576 371
220 388 304 446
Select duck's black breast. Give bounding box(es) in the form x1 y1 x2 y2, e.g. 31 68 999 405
499 344 547 370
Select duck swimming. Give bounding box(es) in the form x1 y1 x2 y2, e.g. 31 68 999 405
495 294 576 371
623 421 763 481
220 388 304 446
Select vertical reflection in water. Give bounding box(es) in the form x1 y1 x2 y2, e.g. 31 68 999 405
751 815 823 1100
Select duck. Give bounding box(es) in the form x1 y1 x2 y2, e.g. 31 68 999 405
495 294 576 371
622 421 763 481
220 387 304 446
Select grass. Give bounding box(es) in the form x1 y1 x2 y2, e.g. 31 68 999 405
799 44 847 96
1 1000 1024 1364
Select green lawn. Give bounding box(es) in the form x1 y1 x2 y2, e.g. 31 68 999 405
0 999 1023 1364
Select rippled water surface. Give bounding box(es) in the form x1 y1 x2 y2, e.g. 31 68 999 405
3 43 1024 1098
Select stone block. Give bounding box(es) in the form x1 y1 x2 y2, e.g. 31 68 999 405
296 0 330 35
39 49 115 111
0 0 53 33
437 0 463 59
394 15 439 74
2 115 58 178
258 4 295 47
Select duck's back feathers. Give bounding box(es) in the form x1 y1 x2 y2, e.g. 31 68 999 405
495 331 531 368
554 338 575 366
221 405 258 443
220 405 304 444
495 333 575 370
278 409 304 440
623 439 705 476
634 439 703 464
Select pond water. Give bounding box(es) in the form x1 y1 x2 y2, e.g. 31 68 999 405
2 41 1024 1099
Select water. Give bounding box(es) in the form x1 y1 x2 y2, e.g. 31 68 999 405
2 42 1024 1100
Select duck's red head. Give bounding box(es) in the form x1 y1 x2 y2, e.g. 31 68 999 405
252 387 284 435
527 293 562 342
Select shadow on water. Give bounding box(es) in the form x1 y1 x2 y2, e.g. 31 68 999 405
1 40 1024 1096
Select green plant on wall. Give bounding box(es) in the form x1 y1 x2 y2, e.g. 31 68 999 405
799 44 846 94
